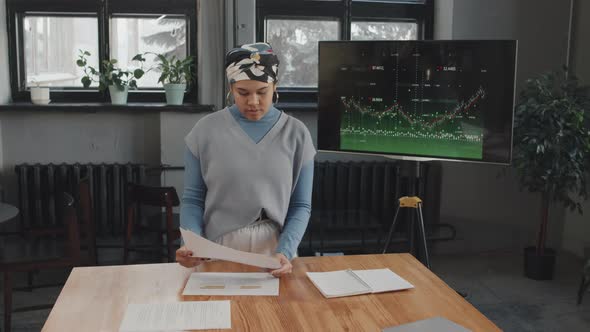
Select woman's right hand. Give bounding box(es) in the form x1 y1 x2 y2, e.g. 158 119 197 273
176 246 207 268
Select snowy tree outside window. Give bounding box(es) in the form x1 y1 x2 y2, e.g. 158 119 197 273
111 16 187 88
24 16 99 88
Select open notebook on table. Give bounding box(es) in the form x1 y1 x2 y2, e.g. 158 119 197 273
306 268 414 298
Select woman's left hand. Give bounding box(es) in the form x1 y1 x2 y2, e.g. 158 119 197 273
270 253 292 277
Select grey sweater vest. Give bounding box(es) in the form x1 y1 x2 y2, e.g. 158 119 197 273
185 108 316 241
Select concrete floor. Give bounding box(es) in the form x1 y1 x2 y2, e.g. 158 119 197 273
433 251 590 332
1 250 589 331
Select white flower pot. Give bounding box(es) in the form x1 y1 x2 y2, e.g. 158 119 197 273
30 86 50 104
108 85 129 105
164 83 186 105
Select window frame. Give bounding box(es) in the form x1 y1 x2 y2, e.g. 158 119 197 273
6 0 198 103
256 0 434 110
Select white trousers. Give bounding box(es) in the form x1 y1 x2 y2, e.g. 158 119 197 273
215 219 279 255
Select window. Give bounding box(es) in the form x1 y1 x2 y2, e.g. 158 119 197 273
257 0 434 108
24 15 99 88
110 16 188 88
265 18 340 88
7 0 197 103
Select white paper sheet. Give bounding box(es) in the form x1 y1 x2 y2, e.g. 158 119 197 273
180 228 281 269
183 272 279 296
119 301 231 331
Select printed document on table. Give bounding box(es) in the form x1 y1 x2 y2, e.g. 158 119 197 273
119 301 230 331
180 228 281 269
183 272 279 296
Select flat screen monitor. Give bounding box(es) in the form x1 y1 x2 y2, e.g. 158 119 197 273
318 40 517 164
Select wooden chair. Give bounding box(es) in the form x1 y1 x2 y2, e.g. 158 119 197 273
0 192 80 332
124 184 180 263
20 177 97 266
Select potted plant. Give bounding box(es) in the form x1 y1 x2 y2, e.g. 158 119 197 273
29 79 50 105
513 68 590 280
76 50 146 105
152 53 194 105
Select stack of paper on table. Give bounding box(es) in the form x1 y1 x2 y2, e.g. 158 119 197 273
306 268 414 298
183 272 279 296
119 301 231 331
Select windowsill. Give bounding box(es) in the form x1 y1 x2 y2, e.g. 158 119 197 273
0 102 216 113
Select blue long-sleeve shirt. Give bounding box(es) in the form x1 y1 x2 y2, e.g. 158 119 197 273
180 106 314 260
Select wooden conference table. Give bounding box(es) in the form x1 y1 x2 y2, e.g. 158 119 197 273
42 254 500 331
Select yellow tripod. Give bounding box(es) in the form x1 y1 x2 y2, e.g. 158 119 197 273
382 196 431 269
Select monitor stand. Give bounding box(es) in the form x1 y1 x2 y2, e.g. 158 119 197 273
382 160 431 269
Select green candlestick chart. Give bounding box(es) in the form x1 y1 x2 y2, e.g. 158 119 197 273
339 87 485 159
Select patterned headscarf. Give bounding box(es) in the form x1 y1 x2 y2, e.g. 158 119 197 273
225 42 280 84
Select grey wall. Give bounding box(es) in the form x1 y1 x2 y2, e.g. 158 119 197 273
198 0 225 109
434 0 573 254
0 112 161 205
571 0 590 84
1 112 160 164
0 0 8 104
160 112 204 214
234 0 256 45
452 0 570 92
561 0 590 258
0 0 9 171
434 0 453 40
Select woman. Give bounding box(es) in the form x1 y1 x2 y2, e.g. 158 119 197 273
176 43 316 277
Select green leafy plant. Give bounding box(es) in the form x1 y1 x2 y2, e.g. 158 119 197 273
513 68 590 255
152 53 194 85
76 50 147 91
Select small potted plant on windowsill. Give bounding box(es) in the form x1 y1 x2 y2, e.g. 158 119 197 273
28 79 50 105
76 50 146 105
152 53 194 105
513 68 590 280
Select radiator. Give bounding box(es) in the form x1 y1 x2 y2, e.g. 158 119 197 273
15 163 146 236
306 160 442 253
